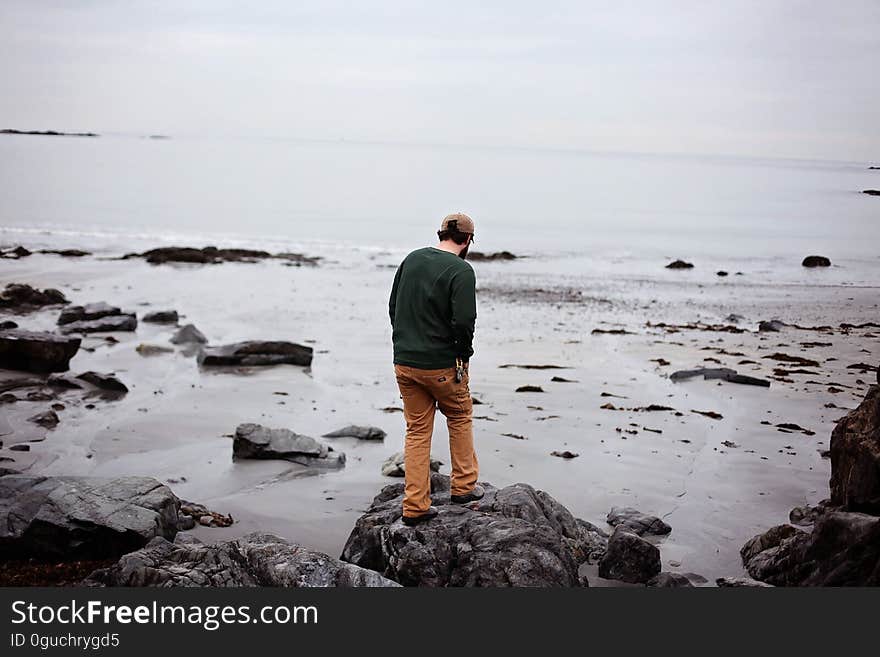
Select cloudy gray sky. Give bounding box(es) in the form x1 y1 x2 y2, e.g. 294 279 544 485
1 1 877 160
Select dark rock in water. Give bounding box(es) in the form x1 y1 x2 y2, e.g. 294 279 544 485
59 314 137 334
551 450 579 459
647 572 693 587
802 255 831 267
28 410 59 428
170 324 207 345
57 301 122 325
725 314 746 324
830 385 880 512
323 425 386 441
275 252 322 266
467 251 517 262
135 246 272 265
76 371 128 394
10 444 30 451
0 246 32 259
606 507 672 536
670 367 770 387
0 330 81 373
0 283 68 310
341 474 605 586
598 526 661 584
85 532 398 587
0 475 180 559
38 249 91 257
759 319 787 332
665 260 694 269
381 451 442 477
47 373 82 389
232 423 344 469
515 385 545 393
199 341 313 367
716 577 773 587
0 321 17 329
142 310 178 324
862 189 880 196
716 271 729 277
741 512 880 586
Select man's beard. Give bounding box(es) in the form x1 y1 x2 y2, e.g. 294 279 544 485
458 244 470 260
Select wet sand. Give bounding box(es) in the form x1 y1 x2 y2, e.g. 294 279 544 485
1 245 877 584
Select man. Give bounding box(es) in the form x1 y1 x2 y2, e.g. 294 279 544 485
389 213 483 526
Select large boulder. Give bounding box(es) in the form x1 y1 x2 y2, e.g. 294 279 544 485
142 310 178 324
198 341 313 367
59 315 137 334
0 475 180 559
0 283 68 310
598 526 661 583
232 423 344 469
830 385 880 512
740 512 880 586
85 532 399 587
340 474 606 586
0 329 81 373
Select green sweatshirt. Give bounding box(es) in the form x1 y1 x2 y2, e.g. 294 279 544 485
389 247 477 369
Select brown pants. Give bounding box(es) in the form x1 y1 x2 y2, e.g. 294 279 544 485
394 363 478 517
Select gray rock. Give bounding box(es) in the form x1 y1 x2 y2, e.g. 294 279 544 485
170 324 207 345
27 410 59 428
0 283 68 310
0 475 180 559
142 310 178 324
759 319 787 332
0 330 81 373
830 385 880 512
59 314 137 334
598 526 661 583
85 532 399 587
802 255 831 268
606 506 672 536
323 425 386 441
670 367 770 387
381 451 441 477
789 501 831 526
665 260 694 269
76 371 128 394
741 512 880 586
57 302 122 325
9 444 30 451
232 423 345 469
341 475 604 586
0 321 17 329
716 577 774 587
647 572 694 587
198 341 313 367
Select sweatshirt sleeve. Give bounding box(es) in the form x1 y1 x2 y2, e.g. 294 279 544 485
389 263 403 326
450 266 477 361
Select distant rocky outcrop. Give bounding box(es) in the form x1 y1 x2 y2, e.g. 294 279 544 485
467 251 517 262
125 246 321 266
198 341 312 367
665 260 694 269
0 283 68 310
341 474 607 586
0 475 180 559
1 129 98 137
802 255 831 267
862 189 880 196
232 423 345 469
0 330 81 373
0 246 31 259
739 386 880 585
85 532 398 587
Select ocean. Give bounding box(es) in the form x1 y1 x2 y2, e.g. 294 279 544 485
1 133 878 285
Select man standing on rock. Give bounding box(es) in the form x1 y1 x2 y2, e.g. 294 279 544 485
389 213 483 526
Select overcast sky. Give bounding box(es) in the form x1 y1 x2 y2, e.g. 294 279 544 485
1 1 877 161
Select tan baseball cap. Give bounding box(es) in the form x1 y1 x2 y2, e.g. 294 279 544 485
439 213 475 237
